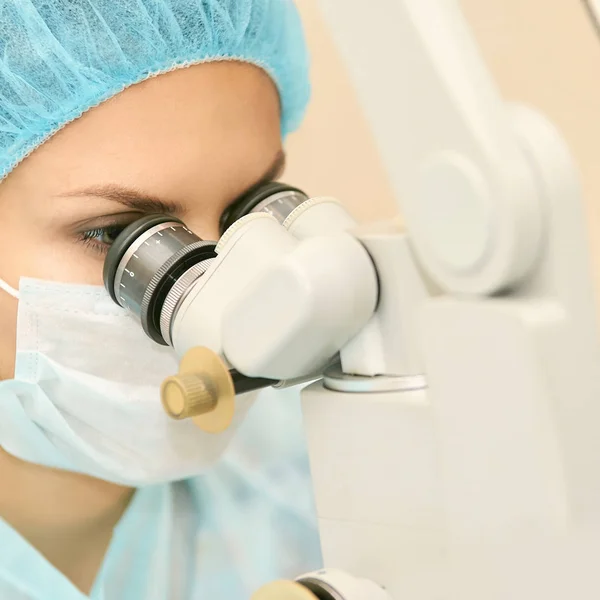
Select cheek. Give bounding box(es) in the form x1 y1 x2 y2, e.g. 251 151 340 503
8 236 104 287
0 216 77 379
0 201 105 297
0 294 18 379
37 241 106 286
0 227 103 379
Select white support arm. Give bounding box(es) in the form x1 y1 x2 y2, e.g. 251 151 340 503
315 0 543 295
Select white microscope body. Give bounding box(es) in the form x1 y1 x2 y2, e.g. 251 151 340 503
297 0 600 597
167 0 600 597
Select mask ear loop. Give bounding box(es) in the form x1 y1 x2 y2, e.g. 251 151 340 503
0 278 20 299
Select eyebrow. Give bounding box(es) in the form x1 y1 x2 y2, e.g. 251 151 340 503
58 150 287 216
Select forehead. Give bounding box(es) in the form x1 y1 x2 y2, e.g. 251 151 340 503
7 62 283 206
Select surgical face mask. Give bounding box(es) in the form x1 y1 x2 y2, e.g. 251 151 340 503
0 277 254 486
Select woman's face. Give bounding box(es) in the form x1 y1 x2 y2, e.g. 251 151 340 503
0 62 284 380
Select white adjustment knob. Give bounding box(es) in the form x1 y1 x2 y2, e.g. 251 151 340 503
296 569 392 600
411 148 543 296
417 152 493 275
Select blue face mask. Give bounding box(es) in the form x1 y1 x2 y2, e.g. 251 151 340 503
0 276 257 486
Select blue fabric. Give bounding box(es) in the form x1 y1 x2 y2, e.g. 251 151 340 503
0 0 311 182
0 387 323 599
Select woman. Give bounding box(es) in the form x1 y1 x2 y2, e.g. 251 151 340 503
0 1 321 598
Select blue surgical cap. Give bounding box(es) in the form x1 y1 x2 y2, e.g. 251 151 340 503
0 0 310 181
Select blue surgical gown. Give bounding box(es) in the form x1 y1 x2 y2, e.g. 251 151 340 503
0 388 323 599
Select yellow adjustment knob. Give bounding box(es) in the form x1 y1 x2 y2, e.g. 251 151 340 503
251 581 318 600
161 373 217 419
161 346 236 433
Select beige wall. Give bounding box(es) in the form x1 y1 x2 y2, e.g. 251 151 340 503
284 0 397 223
286 0 600 285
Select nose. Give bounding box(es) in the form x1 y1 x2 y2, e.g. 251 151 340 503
183 215 221 244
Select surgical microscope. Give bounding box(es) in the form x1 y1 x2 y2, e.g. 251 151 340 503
102 0 600 598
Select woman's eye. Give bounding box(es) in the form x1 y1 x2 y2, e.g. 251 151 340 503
78 224 127 254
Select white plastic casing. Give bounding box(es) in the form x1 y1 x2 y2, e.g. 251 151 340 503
280 196 427 379
171 213 298 359
171 207 379 382
340 220 430 377
274 0 600 598
221 232 379 380
315 0 543 296
283 197 358 238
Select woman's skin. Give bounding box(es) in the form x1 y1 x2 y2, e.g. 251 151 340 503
0 61 285 593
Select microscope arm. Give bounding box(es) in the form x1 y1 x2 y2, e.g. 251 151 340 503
314 0 546 297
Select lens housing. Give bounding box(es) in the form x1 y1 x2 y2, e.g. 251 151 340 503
104 182 309 346
220 181 308 234
103 214 217 345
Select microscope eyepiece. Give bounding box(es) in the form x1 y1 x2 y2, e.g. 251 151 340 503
103 182 309 347
219 181 309 234
103 214 217 345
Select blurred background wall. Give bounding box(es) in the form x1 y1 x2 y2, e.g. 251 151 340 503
283 1 397 223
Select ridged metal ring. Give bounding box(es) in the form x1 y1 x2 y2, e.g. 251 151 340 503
159 258 215 346
139 240 216 341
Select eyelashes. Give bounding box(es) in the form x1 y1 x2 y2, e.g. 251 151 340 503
77 223 130 255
